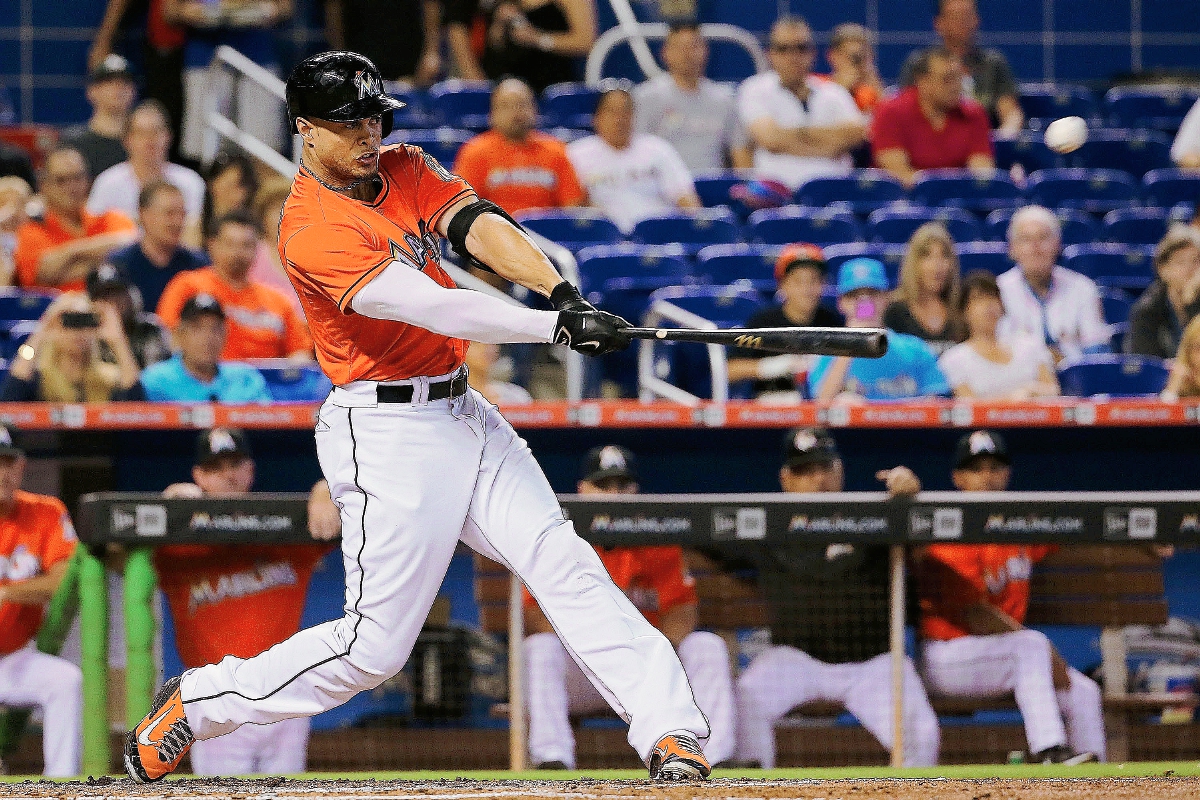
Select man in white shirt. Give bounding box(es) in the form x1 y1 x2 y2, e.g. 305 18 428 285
1171 98 1200 169
87 100 206 247
997 206 1110 363
567 82 701 233
633 22 749 174
737 16 868 190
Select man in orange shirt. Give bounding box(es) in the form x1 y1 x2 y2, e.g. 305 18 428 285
0 425 82 777
917 430 1104 764
453 78 586 215
14 146 137 290
155 428 338 775
156 211 313 361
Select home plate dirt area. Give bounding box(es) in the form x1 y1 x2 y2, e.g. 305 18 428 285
2 776 1199 800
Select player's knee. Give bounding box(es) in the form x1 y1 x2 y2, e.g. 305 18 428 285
1009 628 1052 656
678 630 728 662
524 632 567 667
41 658 82 701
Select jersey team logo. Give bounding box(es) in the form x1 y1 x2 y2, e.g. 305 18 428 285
352 69 383 100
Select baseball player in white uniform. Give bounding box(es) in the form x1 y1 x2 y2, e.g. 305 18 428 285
125 51 712 783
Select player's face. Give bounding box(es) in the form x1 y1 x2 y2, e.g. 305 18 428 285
0 455 25 507
578 477 639 495
952 456 1011 491
780 459 842 493
193 455 254 496
299 115 383 185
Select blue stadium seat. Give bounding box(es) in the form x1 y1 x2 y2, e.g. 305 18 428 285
1105 87 1200 133
693 171 750 208
543 127 590 143
386 128 473 167
1142 169 1200 208
794 170 905 214
388 88 435 129
630 210 742 255
0 289 56 321
540 82 599 129
1025 168 1138 214
1062 243 1155 291
992 133 1059 174
252 363 334 402
1103 207 1170 246
1017 83 1096 126
0 319 36 360
575 243 693 296
1064 129 1173 179
746 206 861 246
822 243 906 287
694 243 779 290
867 206 981 245
955 241 1013 277
1057 354 1169 397
427 79 493 130
985 207 1099 246
911 169 1023 214
1100 287 1133 326
515 208 623 252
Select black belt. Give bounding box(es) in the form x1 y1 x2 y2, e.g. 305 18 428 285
376 374 468 403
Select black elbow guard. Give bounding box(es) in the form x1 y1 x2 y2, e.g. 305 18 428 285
446 199 524 272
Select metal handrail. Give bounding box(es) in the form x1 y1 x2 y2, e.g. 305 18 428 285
204 45 291 166
209 113 296 178
585 22 768 86
637 298 730 405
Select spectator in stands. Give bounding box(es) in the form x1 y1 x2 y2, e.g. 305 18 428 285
464 342 532 404
939 271 1059 399
1126 227 1200 359
0 176 33 286
998 206 1109 362
823 23 884 115
524 445 735 769
633 22 750 173
14 146 137 291
810 258 950 401
917 430 1104 764
734 428 939 768
249 178 301 312
202 151 259 240
1162 316 1200 401
156 211 313 361
156 427 336 775
62 54 136 179
324 0 442 84
737 16 867 190
0 424 83 778
108 181 209 311
1170 98 1200 169
727 243 842 402
0 292 144 402
86 263 172 369
900 0 1023 133
871 47 994 188
0 141 35 190
567 82 701 233
88 100 206 246
141 293 271 403
454 79 586 216
884 222 965 355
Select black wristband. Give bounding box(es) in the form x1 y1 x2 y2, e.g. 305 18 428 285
550 281 586 310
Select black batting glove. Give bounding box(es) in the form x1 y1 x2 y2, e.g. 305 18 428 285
554 309 632 356
550 280 596 312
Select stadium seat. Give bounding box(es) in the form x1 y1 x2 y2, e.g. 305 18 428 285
0 289 56 321
575 243 693 296
515 208 623 252
985 207 1099 246
1062 242 1155 290
0 320 36 361
388 88 435 129
1025 168 1138 214
252 362 334 402
693 171 751 208
1100 287 1133 327
540 82 599 129
694 243 779 290
386 128 473 167
630 209 742 255
822 242 906 287
1064 128 1173 179
1017 83 1097 126
1105 87 1200 132
910 169 1023 214
992 133 1059 174
1103 207 1170 245
1057 354 1170 397
427 79 493 130
543 127 590 143
955 241 1013 277
794 170 905 214
746 206 861 246
866 206 981 245
1142 169 1200 208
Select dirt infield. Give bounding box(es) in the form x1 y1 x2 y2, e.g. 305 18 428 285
2 776 1198 800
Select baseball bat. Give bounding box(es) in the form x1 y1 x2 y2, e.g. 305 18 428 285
622 326 889 358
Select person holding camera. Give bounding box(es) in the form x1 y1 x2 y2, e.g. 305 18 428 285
0 292 145 402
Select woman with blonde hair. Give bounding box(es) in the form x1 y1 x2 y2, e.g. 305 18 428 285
1162 315 1200 401
0 292 144 401
884 222 965 355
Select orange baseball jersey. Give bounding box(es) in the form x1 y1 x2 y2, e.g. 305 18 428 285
0 492 78 656
525 545 696 628
279 144 474 384
14 208 136 291
156 267 313 360
920 543 1057 642
453 131 586 215
154 543 332 668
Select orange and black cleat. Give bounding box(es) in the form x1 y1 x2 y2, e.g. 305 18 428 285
124 676 194 783
647 732 710 780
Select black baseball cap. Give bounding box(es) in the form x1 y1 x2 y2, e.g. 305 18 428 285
195 427 252 466
86 263 130 298
953 430 1011 470
89 54 134 84
0 424 25 458
781 427 840 469
180 293 225 323
581 445 638 484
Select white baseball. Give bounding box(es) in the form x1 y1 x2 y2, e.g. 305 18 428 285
656 330 666 339
1044 116 1088 154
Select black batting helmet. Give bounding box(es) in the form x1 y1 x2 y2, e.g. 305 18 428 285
285 51 406 138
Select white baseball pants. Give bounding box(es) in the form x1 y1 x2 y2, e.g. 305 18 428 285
921 630 1106 760
178 382 709 763
188 716 308 776
525 629 735 767
0 644 82 777
736 645 940 768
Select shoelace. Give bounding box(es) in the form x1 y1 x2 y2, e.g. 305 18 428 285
155 720 192 763
666 736 704 758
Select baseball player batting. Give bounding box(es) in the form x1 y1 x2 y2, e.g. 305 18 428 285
125 51 712 783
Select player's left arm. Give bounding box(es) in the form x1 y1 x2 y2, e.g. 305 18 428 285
438 195 564 298
0 558 71 605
